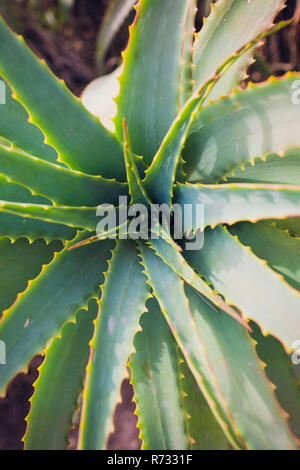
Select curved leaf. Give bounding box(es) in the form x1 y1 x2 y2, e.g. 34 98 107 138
144 22 290 204
178 350 230 450
184 74 300 183
147 237 248 329
0 201 101 231
184 226 300 351
185 285 299 450
115 0 197 165
224 150 300 185
0 77 59 164
0 234 115 395
129 298 188 450
25 299 98 450
0 144 127 206
251 321 300 441
0 15 125 179
193 0 285 101
0 211 75 242
95 0 136 73
230 221 300 291
139 242 299 449
0 176 76 241
79 240 149 450
174 182 300 229
143 77 218 205
0 236 62 319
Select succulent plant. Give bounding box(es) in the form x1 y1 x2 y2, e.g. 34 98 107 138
0 0 299 450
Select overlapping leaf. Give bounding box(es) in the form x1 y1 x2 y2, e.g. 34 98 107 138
138 242 244 449
143 23 291 204
184 226 300 350
0 77 59 164
0 235 115 395
251 322 300 441
185 285 299 450
0 176 76 241
0 236 62 319
224 149 300 185
0 201 103 231
138 242 298 449
0 15 125 179
115 0 197 165
130 298 188 450
174 182 300 230
230 221 300 291
193 0 285 100
0 144 127 206
178 350 230 450
184 75 300 183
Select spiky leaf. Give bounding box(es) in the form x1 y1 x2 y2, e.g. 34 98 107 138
25 300 98 450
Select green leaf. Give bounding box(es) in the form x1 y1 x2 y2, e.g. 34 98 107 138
184 226 300 351
122 124 225 323
147 237 247 329
139 242 299 449
0 236 62 319
193 0 285 101
122 131 244 326
251 321 300 441
174 182 300 230
178 0 197 107
24 299 98 450
79 240 149 450
115 0 198 165
143 23 290 205
137 242 244 449
0 201 102 231
0 15 126 179
178 350 230 450
122 122 150 205
0 176 76 241
0 144 127 206
0 210 76 242
0 233 115 395
224 150 300 185
230 221 300 291
183 74 300 183
95 0 136 73
143 81 213 205
0 77 59 164
185 285 299 450
129 298 188 450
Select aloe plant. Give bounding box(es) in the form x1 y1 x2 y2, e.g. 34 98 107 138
0 0 300 451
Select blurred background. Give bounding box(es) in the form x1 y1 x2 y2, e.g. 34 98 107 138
0 0 299 450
